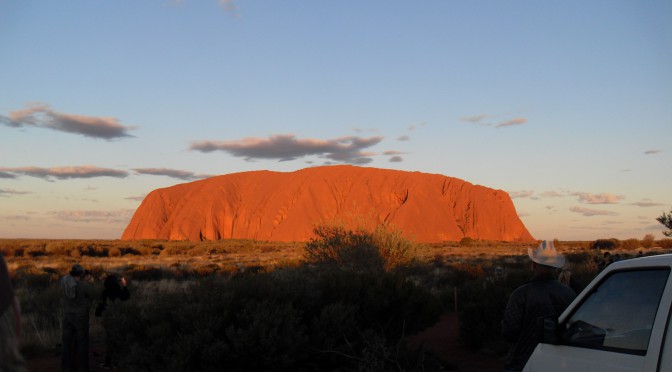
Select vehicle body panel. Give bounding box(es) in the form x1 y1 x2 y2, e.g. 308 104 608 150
523 254 672 372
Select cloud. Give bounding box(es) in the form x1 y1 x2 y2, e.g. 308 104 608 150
540 191 565 198
1 102 135 140
383 150 405 156
0 171 17 179
460 114 528 128
0 188 31 196
133 168 210 181
630 200 665 207
460 114 490 124
570 206 619 217
572 192 624 204
644 150 662 155
389 156 403 162
189 134 384 164
407 122 427 131
397 135 410 141
0 166 129 180
219 0 240 16
0 215 30 221
509 190 534 199
495 117 528 128
125 195 146 202
49 209 135 224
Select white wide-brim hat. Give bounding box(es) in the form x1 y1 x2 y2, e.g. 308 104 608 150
528 240 565 268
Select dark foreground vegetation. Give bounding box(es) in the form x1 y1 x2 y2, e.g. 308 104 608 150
3 230 672 371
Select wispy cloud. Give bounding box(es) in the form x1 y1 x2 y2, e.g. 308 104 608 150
49 209 135 223
407 122 427 131
0 166 129 180
382 150 405 156
540 191 565 198
0 188 31 196
389 156 403 162
189 134 384 164
125 195 146 202
509 190 534 199
495 117 527 128
630 200 665 207
570 206 619 217
572 192 624 204
1 102 135 140
133 168 210 181
460 114 490 124
644 150 662 155
460 114 528 129
0 215 30 221
397 135 410 141
219 0 240 16
0 171 17 179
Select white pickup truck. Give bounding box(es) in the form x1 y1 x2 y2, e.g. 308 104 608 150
524 253 672 372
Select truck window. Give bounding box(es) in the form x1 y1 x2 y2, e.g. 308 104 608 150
562 268 670 355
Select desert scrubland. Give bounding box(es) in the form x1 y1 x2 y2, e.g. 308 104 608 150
3 231 672 371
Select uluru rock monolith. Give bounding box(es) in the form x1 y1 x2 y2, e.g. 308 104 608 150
122 165 534 243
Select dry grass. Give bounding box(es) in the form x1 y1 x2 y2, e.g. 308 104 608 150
2 238 670 275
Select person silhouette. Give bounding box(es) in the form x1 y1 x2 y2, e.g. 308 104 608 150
61 264 92 372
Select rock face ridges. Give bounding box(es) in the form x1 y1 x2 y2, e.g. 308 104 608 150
122 165 534 243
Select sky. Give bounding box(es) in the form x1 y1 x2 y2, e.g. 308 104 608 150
1 0 671 242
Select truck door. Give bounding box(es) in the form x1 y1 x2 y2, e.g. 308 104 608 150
524 268 671 372
659 299 672 371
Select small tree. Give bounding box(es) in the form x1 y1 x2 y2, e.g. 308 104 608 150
657 209 672 237
642 234 655 249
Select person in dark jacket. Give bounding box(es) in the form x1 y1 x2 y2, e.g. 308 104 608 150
1 254 26 372
501 241 576 372
61 264 92 372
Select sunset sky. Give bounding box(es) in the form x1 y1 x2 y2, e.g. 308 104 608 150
1 0 671 241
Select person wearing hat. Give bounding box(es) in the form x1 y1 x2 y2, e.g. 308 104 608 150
1 254 26 372
61 263 92 372
500 241 576 372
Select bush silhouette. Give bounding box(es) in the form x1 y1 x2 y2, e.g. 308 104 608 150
107 265 441 371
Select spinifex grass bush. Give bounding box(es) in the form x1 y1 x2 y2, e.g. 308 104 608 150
105 226 440 371
107 267 441 371
304 224 415 273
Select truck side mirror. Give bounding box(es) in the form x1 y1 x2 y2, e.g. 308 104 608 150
541 317 560 345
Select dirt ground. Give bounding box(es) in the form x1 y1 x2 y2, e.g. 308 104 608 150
27 312 502 372
407 312 504 371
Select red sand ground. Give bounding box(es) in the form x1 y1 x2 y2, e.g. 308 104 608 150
407 312 503 371
28 312 503 372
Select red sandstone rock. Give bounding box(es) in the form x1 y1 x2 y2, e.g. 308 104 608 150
122 165 534 243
